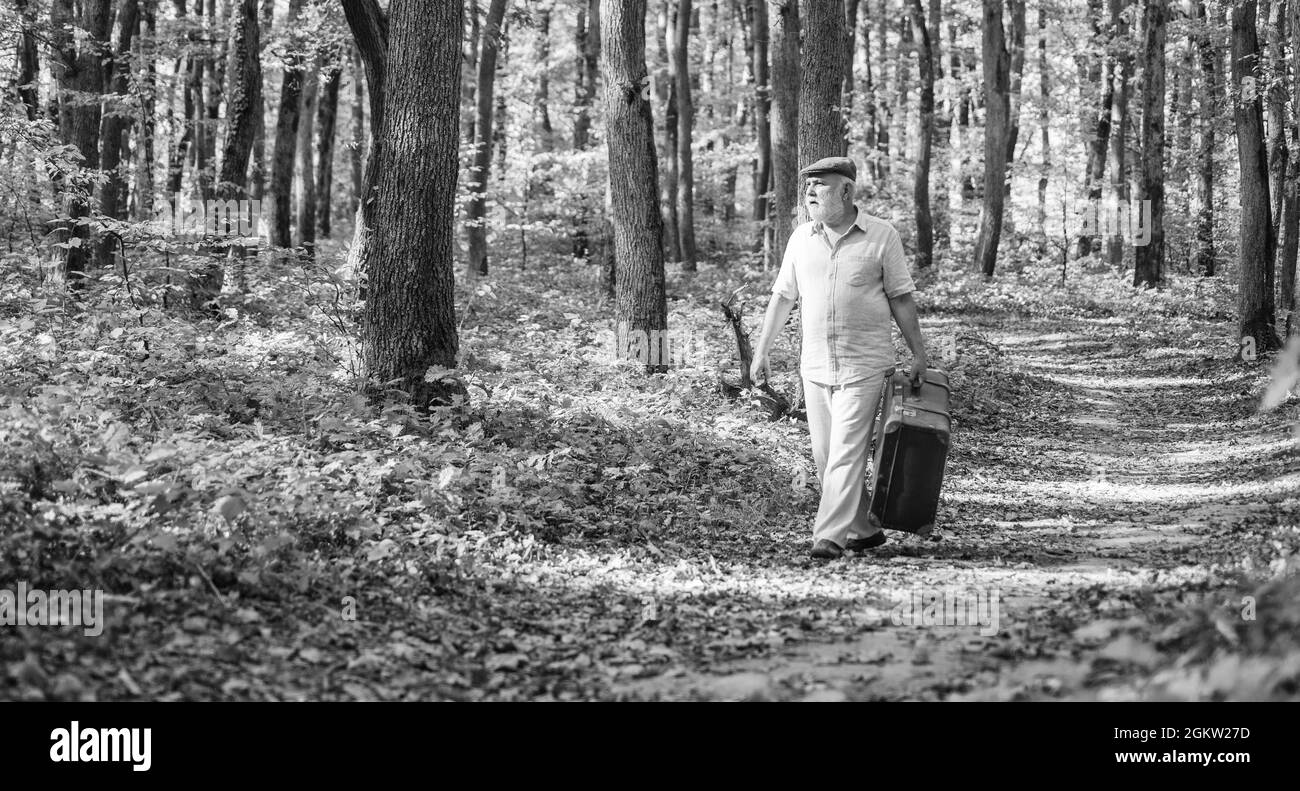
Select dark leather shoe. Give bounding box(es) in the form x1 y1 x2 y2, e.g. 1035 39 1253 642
810 539 843 559
845 531 887 552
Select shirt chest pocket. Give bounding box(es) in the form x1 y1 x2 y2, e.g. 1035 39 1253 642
843 252 879 288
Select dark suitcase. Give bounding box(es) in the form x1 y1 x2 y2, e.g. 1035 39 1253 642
866 368 951 538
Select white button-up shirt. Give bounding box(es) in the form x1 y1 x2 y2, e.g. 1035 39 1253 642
771 209 916 386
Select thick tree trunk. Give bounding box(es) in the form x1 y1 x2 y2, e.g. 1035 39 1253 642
269 0 305 247
1133 0 1164 288
1107 0 1132 268
248 0 273 209
1076 0 1115 259
363 0 465 407
341 0 388 279
674 0 697 269
769 0 800 267
190 0 260 309
601 0 670 373
1192 0 1215 277
1232 0 1281 349
909 0 934 272
348 48 364 214
97 0 141 270
466 0 508 276
315 66 341 238
974 0 1009 278
50 0 112 284
799 0 847 171
752 0 772 228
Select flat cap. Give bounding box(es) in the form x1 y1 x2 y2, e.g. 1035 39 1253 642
799 156 857 182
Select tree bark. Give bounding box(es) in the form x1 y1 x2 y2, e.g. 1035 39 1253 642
1283 0 1300 328
752 0 772 228
974 0 1010 278
601 0 670 373
659 3 681 263
50 0 112 284
1106 0 1132 267
674 0 697 269
769 0 800 267
534 7 555 151
133 0 158 220
190 0 260 309
1133 0 1164 288
315 66 341 238
13 0 40 120
97 0 141 270
363 0 465 408
1002 0 1026 235
466 0 509 276
1232 0 1281 348
1076 0 1115 259
297 60 319 260
1191 0 1215 277
1036 2 1049 237
909 0 934 272
1266 0 1289 275
799 0 848 170
269 0 305 247
341 0 388 280
573 0 600 150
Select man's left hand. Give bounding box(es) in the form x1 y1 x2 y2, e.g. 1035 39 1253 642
909 353 928 388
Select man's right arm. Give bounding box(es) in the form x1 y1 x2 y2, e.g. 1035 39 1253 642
750 294 796 384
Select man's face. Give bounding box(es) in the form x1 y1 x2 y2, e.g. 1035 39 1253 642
804 175 851 223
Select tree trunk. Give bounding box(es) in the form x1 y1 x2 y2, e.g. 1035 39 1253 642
1001 0 1026 236
799 0 848 171
974 0 1010 278
534 8 555 151
1232 0 1281 349
1076 0 1115 259
864 9 879 182
190 0 260 309
752 0 772 229
601 0 670 373
769 0 800 267
909 0 934 272
13 0 40 120
1036 3 1049 237
1283 0 1300 328
248 0 273 210
844 0 860 116
315 66 341 238
50 0 112 284
673 0 697 269
133 0 158 221
297 60 319 260
573 0 600 150
1107 0 1132 268
363 0 465 408
97 0 141 270
466 0 508 276
269 0 305 247
341 0 388 280
1266 0 1289 273
660 3 682 263
1133 0 1164 288
1192 0 1215 277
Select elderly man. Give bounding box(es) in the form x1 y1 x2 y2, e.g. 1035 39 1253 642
751 156 929 560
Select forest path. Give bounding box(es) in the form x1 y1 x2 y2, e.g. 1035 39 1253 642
600 313 1298 700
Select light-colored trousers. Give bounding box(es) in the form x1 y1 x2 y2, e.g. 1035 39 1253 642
803 373 888 547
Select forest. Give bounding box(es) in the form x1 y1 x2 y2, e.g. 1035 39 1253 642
1 0 1299 702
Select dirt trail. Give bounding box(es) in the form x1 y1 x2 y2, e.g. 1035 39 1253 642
584 315 1298 700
